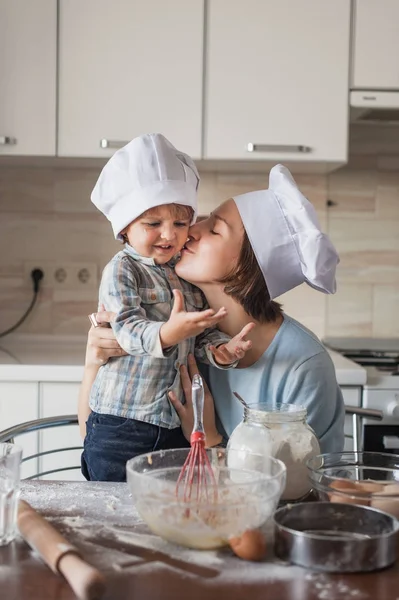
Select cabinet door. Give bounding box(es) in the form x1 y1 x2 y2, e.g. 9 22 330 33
0 382 39 479
58 0 204 158
352 0 399 90
39 383 84 481
205 0 350 163
0 0 56 155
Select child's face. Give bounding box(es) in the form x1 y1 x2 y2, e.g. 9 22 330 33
123 204 191 264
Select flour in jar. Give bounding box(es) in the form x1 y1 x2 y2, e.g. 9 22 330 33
270 426 320 500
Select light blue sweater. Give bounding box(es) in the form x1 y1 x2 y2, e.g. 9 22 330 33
206 314 345 453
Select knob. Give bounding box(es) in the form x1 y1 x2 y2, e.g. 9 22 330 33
387 397 399 418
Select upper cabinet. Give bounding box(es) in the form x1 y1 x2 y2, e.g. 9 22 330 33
58 0 204 159
204 0 351 165
352 0 399 90
0 0 56 156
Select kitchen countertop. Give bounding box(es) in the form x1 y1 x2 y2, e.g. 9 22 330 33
0 335 367 386
1 480 397 600
326 349 367 386
0 335 86 382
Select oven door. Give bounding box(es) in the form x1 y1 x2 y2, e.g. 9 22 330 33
363 388 399 453
363 425 399 454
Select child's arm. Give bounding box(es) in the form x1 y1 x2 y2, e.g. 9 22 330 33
209 322 255 364
195 323 255 368
102 261 227 357
159 290 227 349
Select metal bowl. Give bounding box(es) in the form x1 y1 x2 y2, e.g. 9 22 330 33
274 501 399 572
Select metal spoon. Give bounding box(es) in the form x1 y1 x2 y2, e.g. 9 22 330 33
233 391 250 409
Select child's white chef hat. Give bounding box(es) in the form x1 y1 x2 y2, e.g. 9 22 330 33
233 164 339 299
91 133 199 240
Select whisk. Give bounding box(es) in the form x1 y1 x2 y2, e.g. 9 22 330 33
176 374 218 504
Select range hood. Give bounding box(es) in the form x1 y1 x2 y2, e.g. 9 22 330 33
350 91 399 125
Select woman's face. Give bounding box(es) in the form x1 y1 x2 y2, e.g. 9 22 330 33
176 199 244 285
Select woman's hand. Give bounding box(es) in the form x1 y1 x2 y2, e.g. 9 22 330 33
85 309 127 368
168 354 222 447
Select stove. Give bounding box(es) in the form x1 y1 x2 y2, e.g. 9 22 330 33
324 338 399 454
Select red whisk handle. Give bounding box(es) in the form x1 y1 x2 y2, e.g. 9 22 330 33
190 431 205 444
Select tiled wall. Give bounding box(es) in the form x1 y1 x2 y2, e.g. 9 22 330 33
1 126 398 340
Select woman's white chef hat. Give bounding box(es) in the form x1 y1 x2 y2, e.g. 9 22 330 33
91 133 199 240
233 164 339 299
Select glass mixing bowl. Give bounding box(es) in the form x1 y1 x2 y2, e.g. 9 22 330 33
126 447 286 549
307 452 399 519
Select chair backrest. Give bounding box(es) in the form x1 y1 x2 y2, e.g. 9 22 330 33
0 415 82 479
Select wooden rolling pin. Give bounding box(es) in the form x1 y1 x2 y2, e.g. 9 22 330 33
18 500 106 600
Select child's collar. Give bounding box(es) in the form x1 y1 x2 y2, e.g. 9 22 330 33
123 243 179 268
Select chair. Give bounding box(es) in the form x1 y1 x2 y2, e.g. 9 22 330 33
0 415 82 479
0 407 384 480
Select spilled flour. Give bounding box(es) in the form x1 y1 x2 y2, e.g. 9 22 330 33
10 481 375 597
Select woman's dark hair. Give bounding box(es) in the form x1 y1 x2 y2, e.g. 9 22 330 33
219 231 282 323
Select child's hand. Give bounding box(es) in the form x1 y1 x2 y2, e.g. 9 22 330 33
160 290 227 348
209 322 255 365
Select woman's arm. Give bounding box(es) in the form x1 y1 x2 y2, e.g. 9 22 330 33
77 310 127 439
168 354 223 447
78 363 99 440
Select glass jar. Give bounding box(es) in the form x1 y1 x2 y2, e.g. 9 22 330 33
227 403 320 501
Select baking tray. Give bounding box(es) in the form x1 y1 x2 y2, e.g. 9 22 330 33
274 501 398 572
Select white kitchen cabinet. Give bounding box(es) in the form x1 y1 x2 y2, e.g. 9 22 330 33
0 0 56 156
58 0 204 158
352 0 399 90
39 382 83 481
0 382 38 479
204 0 350 165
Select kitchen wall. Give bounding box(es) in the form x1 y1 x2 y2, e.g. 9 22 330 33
0 125 398 340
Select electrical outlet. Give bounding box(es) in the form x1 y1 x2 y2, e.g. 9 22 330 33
24 262 98 290
52 263 98 289
23 261 52 289
71 263 98 289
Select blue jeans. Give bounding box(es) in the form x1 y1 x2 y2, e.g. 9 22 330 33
81 412 190 482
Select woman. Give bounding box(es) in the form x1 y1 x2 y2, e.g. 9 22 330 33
80 164 344 456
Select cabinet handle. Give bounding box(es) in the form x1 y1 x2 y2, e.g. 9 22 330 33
0 136 17 146
100 139 129 149
246 143 311 154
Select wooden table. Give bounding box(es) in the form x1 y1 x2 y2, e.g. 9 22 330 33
0 481 398 600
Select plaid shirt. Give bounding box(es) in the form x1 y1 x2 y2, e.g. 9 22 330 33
89 245 232 429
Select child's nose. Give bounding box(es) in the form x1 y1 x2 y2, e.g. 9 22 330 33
160 225 176 240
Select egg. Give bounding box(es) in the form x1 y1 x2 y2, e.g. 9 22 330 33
328 479 367 505
370 483 399 519
229 529 267 561
354 481 384 494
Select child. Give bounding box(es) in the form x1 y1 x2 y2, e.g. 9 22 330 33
81 133 253 482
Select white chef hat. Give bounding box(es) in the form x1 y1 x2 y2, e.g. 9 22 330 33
91 133 199 240
233 164 339 299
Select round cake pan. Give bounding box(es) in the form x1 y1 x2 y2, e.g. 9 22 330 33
274 501 398 572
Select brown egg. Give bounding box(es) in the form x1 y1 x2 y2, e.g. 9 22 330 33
354 481 384 494
229 529 267 561
371 484 399 519
328 479 369 506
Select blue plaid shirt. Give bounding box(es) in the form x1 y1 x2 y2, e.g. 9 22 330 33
89 245 232 429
